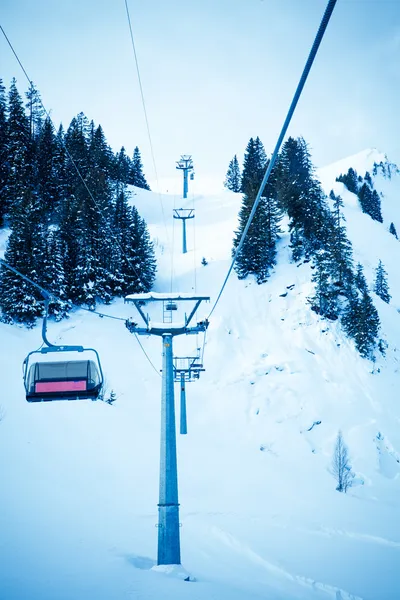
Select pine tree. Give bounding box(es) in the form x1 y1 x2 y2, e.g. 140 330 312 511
64 113 90 182
53 125 69 213
358 184 383 222
332 431 354 493
5 79 31 223
342 265 380 358
112 185 156 295
328 192 353 287
389 222 398 239
370 190 383 222
364 171 373 188
240 137 267 197
374 260 391 304
105 389 117 405
0 79 8 226
232 190 281 284
130 146 150 190
39 228 71 319
336 168 359 194
354 262 368 293
277 137 329 260
264 195 282 271
37 117 61 219
126 205 157 293
113 146 132 185
0 189 44 325
232 137 280 283
309 249 339 319
224 155 241 192
25 83 45 141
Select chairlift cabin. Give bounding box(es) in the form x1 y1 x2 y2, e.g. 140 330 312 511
165 301 178 311
23 296 104 402
190 172 194 180
24 351 103 402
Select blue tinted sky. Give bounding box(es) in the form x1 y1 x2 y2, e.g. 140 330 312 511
1 0 400 186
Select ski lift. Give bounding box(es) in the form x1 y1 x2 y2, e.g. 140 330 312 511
190 171 194 181
23 297 104 402
165 301 178 311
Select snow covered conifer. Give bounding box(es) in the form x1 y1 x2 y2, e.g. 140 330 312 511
0 189 44 325
389 222 398 239
354 263 368 293
277 137 329 261
224 155 241 192
232 187 281 284
40 228 71 319
240 137 267 197
332 431 354 493
125 205 157 294
5 79 31 223
113 146 132 185
0 78 8 226
25 83 45 142
374 260 391 304
335 168 359 194
358 184 383 223
354 290 380 357
309 249 339 319
131 146 150 190
342 266 380 358
370 190 383 223
328 192 353 287
105 390 117 405
233 137 280 283
364 171 373 188
232 143 282 283
37 117 61 219
264 194 282 271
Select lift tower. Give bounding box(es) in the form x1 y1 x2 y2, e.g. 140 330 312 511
173 208 194 254
125 293 209 566
176 155 194 199
173 353 205 435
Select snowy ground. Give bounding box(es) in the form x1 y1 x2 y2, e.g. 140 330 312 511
0 149 400 599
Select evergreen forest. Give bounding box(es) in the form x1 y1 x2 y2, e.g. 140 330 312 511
226 137 389 359
0 78 155 325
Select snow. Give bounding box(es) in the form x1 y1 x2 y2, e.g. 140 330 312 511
1 150 400 599
318 148 388 187
0 227 11 259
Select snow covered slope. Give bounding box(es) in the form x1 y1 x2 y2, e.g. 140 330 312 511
1 150 400 600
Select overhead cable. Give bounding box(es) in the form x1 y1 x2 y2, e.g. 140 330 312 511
207 0 338 319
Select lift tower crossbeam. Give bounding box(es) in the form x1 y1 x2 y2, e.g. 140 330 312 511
124 292 209 567
176 155 194 199
173 208 195 255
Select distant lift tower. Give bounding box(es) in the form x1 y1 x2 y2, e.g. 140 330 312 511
173 208 195 254
173 352 205 435
125 293 209 566
176 155 194 199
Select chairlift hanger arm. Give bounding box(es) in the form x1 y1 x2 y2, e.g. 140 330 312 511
42 297 56 348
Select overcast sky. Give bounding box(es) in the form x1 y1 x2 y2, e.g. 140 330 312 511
1 0 400 189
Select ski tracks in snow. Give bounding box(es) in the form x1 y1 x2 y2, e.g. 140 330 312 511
210 525 364 600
